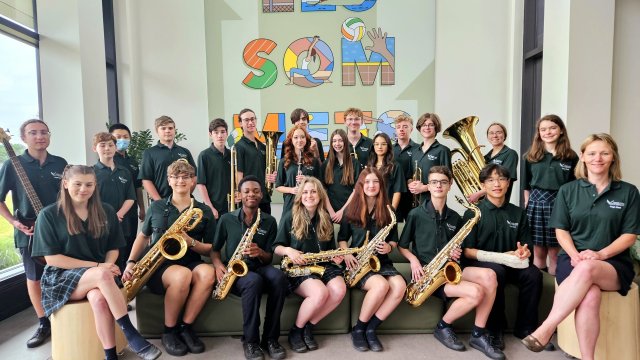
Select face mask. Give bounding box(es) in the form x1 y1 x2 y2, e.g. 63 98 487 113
116 139 130 151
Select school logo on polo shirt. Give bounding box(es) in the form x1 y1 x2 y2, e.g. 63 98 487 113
118 176 128 184
445 222 457 232
257 228 268 236
359 146 369 152
178 152 188 158
506 220 519 229
51 172 63 179
606 199 624 209
492 159 503 165
407 151 412 157
427 154 438 161
304 165 315 172
128 164 138 171
559 162 572 171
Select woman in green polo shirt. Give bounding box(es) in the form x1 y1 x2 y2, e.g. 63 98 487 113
339 167 405 352
275 125 321 215
522 115 578 275
367 132 407 211
322 129 359 223
522 133 640 359
32 165 161 360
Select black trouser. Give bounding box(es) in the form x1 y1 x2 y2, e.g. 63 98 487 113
231 265 288 343
466 259 542 334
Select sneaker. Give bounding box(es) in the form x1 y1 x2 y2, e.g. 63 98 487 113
26 325 50 348
433 327 465 351
489 330 505 350
161 331 188 356
287 327 307 353
243 342 264 360
469 334 506 360
133 343 162 360
351 326 369 352
303 322 318 351
261 339 286 360
179 326 205 353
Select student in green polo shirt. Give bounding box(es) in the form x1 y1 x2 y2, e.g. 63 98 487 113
321 129 359 223
344 107 373 170
408 112 452 206
522 134 640 358
139 115 196 201
275 125 321 214
197 118 231 219
32 165 161 360
235 108 274 214
367 132 407 211
522 114 578 276
123 160 215 357
212 175 287 360
393 114 418 222
399 166 504 360
92 132 136 272
463 163 542 351
0 119 67 348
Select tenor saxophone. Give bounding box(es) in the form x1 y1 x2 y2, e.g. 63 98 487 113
281 247 362 277
124 199 204 302
212 210 261 300
344 205 396 287
405 196 481 307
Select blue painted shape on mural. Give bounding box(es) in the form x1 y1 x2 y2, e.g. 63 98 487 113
344 0 377 12
342 37 395 63
301 0 336 12
309 128 328 141
309 112 329 125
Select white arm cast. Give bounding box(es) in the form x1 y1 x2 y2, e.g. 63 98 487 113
476 250 529 269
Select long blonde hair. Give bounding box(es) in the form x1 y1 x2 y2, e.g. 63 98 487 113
291 176 333 242
575 133 622 181
58 165 108 238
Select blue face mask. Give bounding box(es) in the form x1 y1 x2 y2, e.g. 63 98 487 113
116 139 130 151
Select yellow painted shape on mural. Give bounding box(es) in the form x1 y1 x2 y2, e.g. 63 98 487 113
283 48 298 73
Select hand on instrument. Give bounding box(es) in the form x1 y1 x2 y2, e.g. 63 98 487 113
515 242 530 259
286 248 306 265
466 190 485 204
410 259 425 282
332 255 344 265
343 254 358 270
214 264 227 283
266 172 277 184
121 262 135 282
376 241 392 255
13 219 34 236
449 246 462 261
407 180 422 194
243 243 262 258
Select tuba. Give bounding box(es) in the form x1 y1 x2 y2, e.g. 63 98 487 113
281 247 362 277
228 145 237 212
263 130 283 196
212 210 261 300
124 199 203 302
411 160 423 207
442 116 486 201
405 196 480 307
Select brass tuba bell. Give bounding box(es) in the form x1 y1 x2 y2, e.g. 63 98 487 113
442 116 486 201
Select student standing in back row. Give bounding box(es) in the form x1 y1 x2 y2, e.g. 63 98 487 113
197 118 231 220
344 107 373 170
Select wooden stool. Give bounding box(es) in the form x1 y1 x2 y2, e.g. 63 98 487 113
51 297 128 360
557 282 640 360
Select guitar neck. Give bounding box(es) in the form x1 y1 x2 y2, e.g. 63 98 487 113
2 138 44 214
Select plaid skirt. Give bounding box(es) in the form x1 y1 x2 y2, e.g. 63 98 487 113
287 263 344 293
40 266 89 317
353 263 402 290
526 189 558 247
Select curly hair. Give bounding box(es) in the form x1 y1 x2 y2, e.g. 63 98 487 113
282 125 315 169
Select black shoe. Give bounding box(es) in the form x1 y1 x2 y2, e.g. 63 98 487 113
261 339 286 360
488 330 505 350
288 327 307 353
351 327 369 352
161 331 188 356
243 342 264 360
433 327 465 351
365 329 383 352
133 343 162 360
26 325 50 348
469 334 505 360
179 326 205 353
303 323 318 351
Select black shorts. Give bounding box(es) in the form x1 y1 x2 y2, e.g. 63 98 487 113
20 246 44 281
147 260 205 295
556 253 634 296
353 263 402 290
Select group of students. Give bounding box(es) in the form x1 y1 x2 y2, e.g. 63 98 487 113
0 109 638 360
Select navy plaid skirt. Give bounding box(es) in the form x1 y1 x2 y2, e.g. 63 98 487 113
287 263 345 293
353 263 402 290
526 189 558 247
40 266 89 317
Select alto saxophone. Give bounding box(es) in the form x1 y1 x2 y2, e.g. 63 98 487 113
124 199 204 302
344 205 397 287
212 210 261 300
405 196 481 307
411 160 423 207
281 247 362 277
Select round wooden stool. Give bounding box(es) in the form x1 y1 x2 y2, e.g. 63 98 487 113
557 282 640 360
50 298 128 360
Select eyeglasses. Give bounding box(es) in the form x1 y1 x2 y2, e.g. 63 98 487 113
488 131 504 136
26 130 50 137
484 177 509 184
241 117 257 123
169 175 192 181
422 124 436 129
428 179 450 186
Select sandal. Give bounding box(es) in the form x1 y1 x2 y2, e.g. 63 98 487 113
521 334 546 353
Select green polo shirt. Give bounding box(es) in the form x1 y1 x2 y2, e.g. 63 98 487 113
393 140 419 181
32 203 125 262
550 179 640 258
94 161 136 236
338 214 399 266
348 135 373 170
462 198 532 253
521 152 578 191
320 158 359 211
484 145 519 180
141 196 215 263
114 152 141 188
235 136 271 204
0 151 67 248
384 162 407 201
197 144 231 213
139 142 196 198
213 208 278 270
275 158 321 213
272 211 335 253
399 201 462 265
